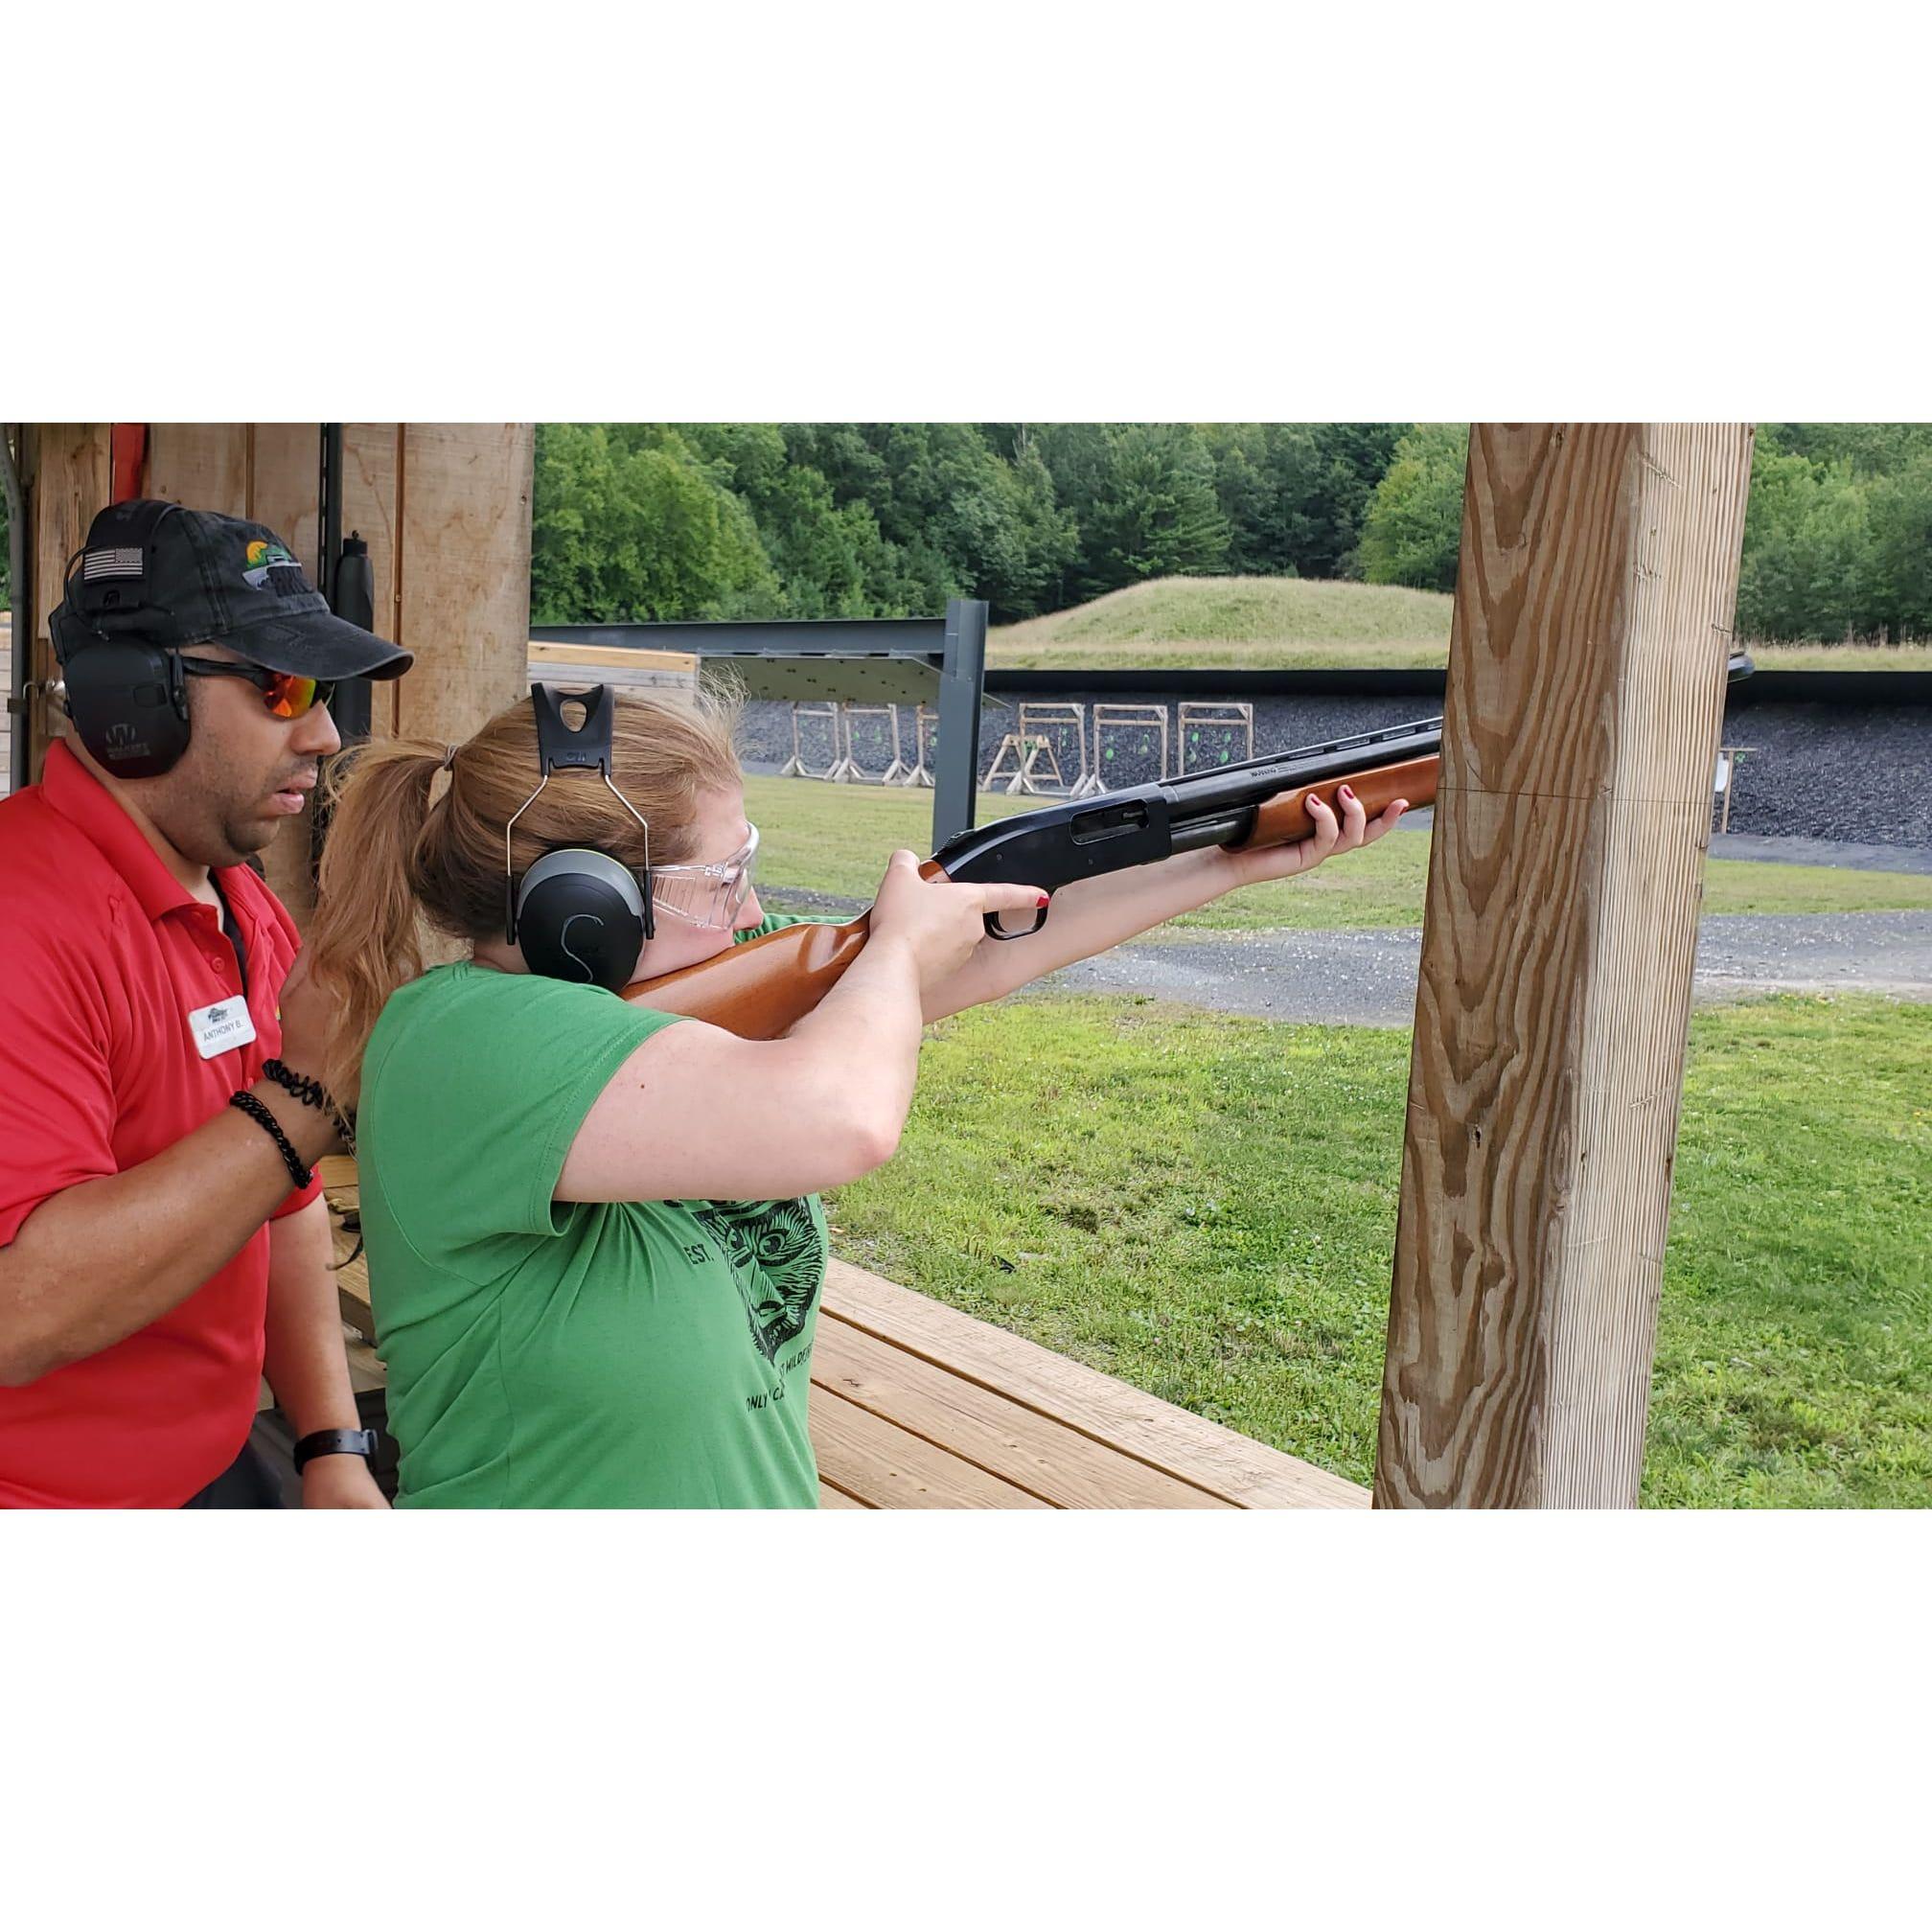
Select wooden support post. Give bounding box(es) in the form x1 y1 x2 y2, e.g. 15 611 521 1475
391 424 535 748
1376 425 1754 1509
20 425 112 785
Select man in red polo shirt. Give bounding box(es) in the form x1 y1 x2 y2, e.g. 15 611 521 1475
0 500 413 1507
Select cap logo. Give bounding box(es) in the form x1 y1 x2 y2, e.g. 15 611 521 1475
242 539 309 597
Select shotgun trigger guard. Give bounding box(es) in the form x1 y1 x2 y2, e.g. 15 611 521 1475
984 903 1047 942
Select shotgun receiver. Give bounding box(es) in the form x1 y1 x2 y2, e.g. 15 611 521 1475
621 716 1441 1038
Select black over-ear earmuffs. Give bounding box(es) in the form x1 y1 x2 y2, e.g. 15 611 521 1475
505 685 656 992
49 500 193 779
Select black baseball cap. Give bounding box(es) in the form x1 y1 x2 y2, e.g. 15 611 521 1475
56 498 413 681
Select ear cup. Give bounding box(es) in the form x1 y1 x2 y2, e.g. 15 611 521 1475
61 638 191 779
515 848 648 991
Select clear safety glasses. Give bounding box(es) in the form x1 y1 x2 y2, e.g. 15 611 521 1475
651 823 761 930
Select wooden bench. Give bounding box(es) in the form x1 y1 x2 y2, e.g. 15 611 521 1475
319 1160 1364 1510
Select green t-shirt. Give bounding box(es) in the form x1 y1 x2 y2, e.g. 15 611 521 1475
356 914 838 1508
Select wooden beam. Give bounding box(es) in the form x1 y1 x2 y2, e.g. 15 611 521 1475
144 424 249 517
393 424 534 748
21 424 111 783
245 425 323 577
340 425 404 739
1376 424 1754 1509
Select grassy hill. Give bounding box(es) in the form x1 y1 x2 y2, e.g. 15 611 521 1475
987 575 1932 672
989 576 1452 671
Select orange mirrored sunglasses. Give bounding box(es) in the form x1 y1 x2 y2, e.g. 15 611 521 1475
178 656 335 720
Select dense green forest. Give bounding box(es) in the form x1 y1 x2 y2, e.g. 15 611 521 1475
527 423 1932 642
7 424 1924 642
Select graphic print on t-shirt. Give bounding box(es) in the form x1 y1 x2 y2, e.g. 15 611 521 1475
690 1197 825 1365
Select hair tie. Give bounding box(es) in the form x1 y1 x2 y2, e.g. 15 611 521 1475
441 744 459 772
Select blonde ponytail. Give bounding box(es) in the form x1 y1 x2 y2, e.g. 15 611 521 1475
309 740 448 1101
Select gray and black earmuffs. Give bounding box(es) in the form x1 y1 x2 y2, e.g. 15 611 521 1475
504 685 655 992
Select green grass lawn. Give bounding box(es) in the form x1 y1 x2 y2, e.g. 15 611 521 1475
1169 839 1932 931
983 574 1932 672
746 773 1932 924
824 995 1932 1506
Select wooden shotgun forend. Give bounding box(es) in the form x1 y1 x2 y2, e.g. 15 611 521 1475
1227 755 1439 850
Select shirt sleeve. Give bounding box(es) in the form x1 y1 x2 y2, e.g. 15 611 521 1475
0 927 120 1250
362 973 685 1276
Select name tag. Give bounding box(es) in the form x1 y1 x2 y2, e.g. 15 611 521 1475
188 998 258 1060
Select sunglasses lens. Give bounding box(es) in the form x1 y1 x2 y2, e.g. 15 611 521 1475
263 674 327 719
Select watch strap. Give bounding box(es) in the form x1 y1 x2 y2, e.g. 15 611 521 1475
292 1426 379 1471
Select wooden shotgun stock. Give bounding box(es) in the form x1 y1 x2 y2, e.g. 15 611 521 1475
622 747 1440 1040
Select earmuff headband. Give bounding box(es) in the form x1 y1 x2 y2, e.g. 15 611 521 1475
504 686 656 990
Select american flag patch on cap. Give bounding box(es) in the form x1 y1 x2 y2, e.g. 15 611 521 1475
82 547 144 581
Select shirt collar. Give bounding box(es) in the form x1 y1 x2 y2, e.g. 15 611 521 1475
42 739 213 926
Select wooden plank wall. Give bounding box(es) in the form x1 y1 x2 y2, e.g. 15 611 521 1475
390 424 534 748
26 423 534 923
340 425 403 738
21 424 112 780
1375 424 1754 1509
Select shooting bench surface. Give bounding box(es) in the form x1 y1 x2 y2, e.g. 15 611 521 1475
320 1160 1362 1510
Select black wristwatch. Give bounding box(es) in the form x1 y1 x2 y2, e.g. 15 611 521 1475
292 1426 379 1472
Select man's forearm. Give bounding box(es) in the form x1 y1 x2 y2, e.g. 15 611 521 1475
262 1197 363 1437
0 1087 338 1386
923 846 1239 1022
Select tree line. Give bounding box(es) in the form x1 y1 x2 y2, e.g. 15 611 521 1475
4 424 1921 643
1355 424 1932 642
527 423 1407 628
530 422 1932 641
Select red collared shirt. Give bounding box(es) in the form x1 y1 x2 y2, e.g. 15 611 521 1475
0 741 322 1507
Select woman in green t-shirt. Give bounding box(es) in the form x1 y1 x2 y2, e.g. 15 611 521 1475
300 687 1405 1507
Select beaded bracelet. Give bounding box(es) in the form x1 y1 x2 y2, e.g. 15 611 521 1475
230 1091 314 1191
262 1056 356 1155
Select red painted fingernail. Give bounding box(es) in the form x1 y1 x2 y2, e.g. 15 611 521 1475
1340 784 1355 801
1036 893 1049 907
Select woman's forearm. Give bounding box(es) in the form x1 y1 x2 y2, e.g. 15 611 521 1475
262 1197 364 1438
922 845 1241 1022
783 932 927 1156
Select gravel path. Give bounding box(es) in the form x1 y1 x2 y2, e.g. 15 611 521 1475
1034 912 1932 1026
758 890 1932 1025
1706 832 1932 876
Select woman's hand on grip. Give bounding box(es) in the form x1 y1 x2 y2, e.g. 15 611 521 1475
868 850 1047 992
